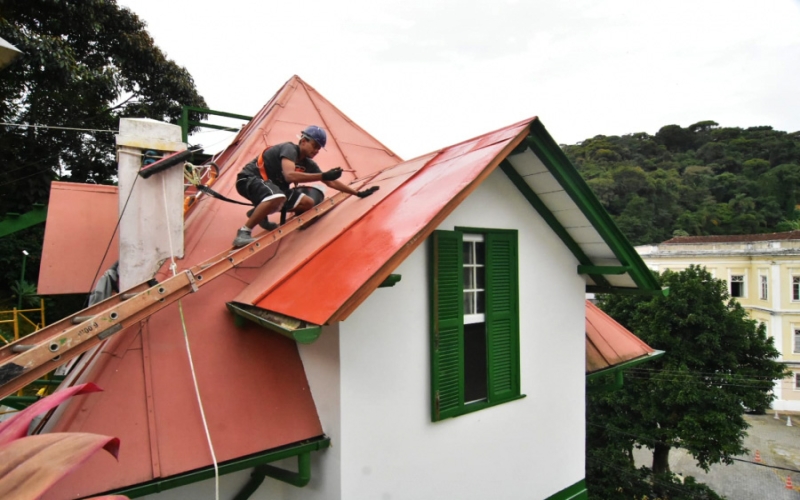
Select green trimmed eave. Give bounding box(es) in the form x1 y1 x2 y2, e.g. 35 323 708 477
499 160 611 289
521 120 662 294
106 436 330 498
379 274 402 287
0 204 47 238
227 302 322 344
544 478 588 500
586 350 665 393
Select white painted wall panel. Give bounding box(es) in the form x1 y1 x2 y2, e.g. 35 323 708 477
336 168 586 500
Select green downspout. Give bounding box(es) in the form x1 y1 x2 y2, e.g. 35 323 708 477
232 453 312 500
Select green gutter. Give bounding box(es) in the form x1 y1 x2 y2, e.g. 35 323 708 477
499 160 611 289
227 302 322 344
525 121 661 293
107 436 330 498
586 350 665 393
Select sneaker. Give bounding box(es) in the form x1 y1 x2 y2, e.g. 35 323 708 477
232 228 255 248
247 208 278 230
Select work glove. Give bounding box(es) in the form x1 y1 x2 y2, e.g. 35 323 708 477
321 167 343 181
356 186 380 198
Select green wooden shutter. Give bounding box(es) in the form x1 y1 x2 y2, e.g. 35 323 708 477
485 230 520 401
430 230 464 421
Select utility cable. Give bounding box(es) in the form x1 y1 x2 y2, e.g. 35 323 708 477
0 122 117 133
161 175 220 500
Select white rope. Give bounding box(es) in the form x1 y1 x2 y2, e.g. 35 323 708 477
0 121 117 133
161 175 220 500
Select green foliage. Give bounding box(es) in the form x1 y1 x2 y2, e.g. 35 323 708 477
564 122 800 244
0 0 208 213
0 0 207 324
586 266 787 498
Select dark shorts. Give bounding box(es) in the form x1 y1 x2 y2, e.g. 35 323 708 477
235 174 307 211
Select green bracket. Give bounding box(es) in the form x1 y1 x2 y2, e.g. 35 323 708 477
0 204 47 238
180 106 253 143
378 274 402 288
586 350 665 393
227 302 322 344
577 265 631 275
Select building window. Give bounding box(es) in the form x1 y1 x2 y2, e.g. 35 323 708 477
795 329 800 355
793 277 800 302
795 373 800 390
730 275 744 298
760 274 768 300
430 228 521 421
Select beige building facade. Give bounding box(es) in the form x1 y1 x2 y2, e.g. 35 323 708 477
636 231 800 412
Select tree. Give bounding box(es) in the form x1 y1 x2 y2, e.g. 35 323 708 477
592 266 787 481
0 0 208 214
0 0 207 321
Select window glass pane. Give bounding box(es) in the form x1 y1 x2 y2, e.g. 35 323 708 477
464 267 474 289
464 291 474 315
463 242 474 264
464 322 488 403
476 290 485 313
475 242 485 265
476 266 485 289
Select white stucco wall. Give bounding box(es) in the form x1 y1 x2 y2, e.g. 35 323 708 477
332 168 586 499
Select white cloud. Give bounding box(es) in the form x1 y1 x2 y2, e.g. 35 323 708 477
119 0 800 158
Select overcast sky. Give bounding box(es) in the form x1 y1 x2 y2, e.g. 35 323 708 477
119 0 800 160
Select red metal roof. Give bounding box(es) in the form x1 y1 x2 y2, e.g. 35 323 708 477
585 300 655 374
40 76 397 498
38 182 119 295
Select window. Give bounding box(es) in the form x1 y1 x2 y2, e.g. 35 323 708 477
730 275 744 298
795 329 800 355
760 274 768 300
430 228 522 421
793 277 800 302
795 373 800 390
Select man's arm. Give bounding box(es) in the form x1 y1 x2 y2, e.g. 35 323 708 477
282 158 326 184
322 179 358 195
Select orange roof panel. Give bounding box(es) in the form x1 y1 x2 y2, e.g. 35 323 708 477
38 182 119 295
585 300 655 374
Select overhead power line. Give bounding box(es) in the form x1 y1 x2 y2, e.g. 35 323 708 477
0 122 117 133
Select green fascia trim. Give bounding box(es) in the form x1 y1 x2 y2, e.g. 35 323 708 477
0 204 47 238
586 285 667 296
586 350 665 383
180 105 253 143
227 302 322 344
378 274 402 288
577 265 631 275
108 436 330 498
544 478 588 500
525 121 661 293
499 161 611 288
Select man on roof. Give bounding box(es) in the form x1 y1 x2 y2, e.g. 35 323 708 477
233 125 378 247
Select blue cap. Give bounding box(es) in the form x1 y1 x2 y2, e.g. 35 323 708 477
301 125 327 149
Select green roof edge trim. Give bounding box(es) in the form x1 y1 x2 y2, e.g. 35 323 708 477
525 120 661 293
586 350 665 383
106 436 330 498
544 478 588 500
499 160 611 289
0 204 47 238
227 302 322 344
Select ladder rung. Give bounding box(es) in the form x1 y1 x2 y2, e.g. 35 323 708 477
72 315 95 324
11 345 34 353
121 292 138 300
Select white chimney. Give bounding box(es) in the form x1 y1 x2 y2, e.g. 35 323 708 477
115 118 185 290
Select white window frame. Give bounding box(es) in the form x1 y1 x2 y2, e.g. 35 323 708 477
794 328 800 355
759 273 768 300
462 233 485 325
729 274 745 298
793 276 800 302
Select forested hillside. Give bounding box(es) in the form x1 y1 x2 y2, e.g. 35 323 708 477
562 121 800 245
